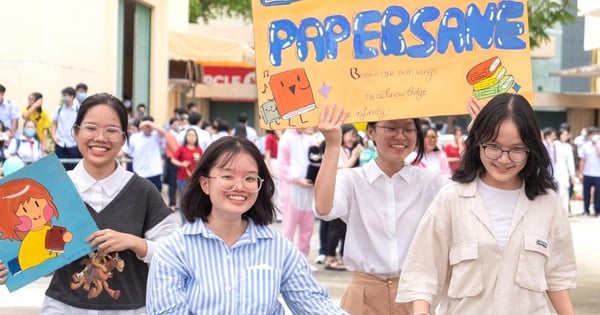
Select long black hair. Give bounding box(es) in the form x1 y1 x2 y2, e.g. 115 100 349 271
453 93 556 199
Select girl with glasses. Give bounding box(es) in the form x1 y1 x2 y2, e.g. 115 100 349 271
147 136 347 314
315 105 450 315
396 93 576 314
41 93 179 314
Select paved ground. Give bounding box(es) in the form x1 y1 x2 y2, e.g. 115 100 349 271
1 201 598 314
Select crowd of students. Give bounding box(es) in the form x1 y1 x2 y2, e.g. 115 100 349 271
0 91 577 315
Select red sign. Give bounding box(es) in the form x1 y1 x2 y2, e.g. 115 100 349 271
202 66 256 85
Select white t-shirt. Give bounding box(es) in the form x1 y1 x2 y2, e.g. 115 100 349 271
478 178 519 251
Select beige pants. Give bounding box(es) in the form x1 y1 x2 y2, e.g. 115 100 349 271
340 272 410 315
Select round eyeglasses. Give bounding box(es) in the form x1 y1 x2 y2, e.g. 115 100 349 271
206 174 264 193
77 123 125 142
374 125 418 137
481 144 529 162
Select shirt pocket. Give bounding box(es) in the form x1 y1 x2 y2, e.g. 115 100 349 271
515 235 549 292
239 265 281 315
447 242 483 298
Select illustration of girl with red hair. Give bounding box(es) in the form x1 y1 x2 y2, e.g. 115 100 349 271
0 178 72 275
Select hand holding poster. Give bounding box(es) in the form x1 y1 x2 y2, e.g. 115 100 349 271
251 0 533 128
0 154 99 292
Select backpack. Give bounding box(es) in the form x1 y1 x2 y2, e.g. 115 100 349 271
14 137 41 153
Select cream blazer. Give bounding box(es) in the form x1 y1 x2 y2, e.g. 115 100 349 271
396 180 577 314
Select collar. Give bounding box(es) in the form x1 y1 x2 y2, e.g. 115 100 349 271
183 218 275 241
364 159 412 184
70 160 130 196
17 135 33 141
457 175 526 197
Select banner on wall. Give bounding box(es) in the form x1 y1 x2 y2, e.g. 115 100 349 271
251 0 533 129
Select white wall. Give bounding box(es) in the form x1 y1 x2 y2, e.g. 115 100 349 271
0 0 116 111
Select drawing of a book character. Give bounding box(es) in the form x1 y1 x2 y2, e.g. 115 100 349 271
269 68 317 126
0 178 73 275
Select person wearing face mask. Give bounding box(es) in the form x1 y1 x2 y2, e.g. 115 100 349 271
6 119 42 164
22 92 52 153
75 82 88 105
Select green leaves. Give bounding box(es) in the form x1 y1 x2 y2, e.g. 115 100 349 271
528 0 576 48
189 0 252 23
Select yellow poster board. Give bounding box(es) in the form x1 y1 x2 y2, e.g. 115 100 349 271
251 0 533 129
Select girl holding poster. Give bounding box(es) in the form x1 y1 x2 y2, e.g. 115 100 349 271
396 94 576 314
40 93 179 314
314 105 450 314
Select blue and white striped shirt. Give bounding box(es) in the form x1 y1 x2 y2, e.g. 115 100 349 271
147 219 347 315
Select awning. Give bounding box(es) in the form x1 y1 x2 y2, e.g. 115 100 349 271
168 31 255 67
549 64 600 78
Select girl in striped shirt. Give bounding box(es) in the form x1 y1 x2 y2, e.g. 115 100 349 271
147 136 346 315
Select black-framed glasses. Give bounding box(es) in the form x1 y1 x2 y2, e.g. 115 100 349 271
374 125 418 137
206 174 264 193
76 123 125 142
481 144 529 162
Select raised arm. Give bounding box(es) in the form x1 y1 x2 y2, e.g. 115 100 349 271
314 104 347 216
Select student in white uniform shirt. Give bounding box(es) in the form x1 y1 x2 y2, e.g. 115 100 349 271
396 93 576 315
314 105 450 315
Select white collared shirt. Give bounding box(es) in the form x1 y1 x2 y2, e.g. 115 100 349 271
51 104 78 147
68 161 179 263
315 160 450 278
125 130 164 177
0 99 20 130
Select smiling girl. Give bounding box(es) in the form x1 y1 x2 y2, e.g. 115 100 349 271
147 136 347 314
396 93 576 315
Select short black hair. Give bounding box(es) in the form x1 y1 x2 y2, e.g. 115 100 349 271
186 102 197 110
0 84 5 93
237 112 249 123
188 112 202 125
61 87 76 97
75 83 88 92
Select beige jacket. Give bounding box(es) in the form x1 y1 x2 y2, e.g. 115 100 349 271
396 180 577 314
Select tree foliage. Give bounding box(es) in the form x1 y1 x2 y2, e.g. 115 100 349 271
189 0 576 49
528 0 575 48
189 0 252 23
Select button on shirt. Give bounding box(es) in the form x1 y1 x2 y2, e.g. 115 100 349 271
314 160 450 279
147 219 347 315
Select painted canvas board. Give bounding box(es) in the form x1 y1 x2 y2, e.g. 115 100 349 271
251 0 533 128
0 154 99 292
